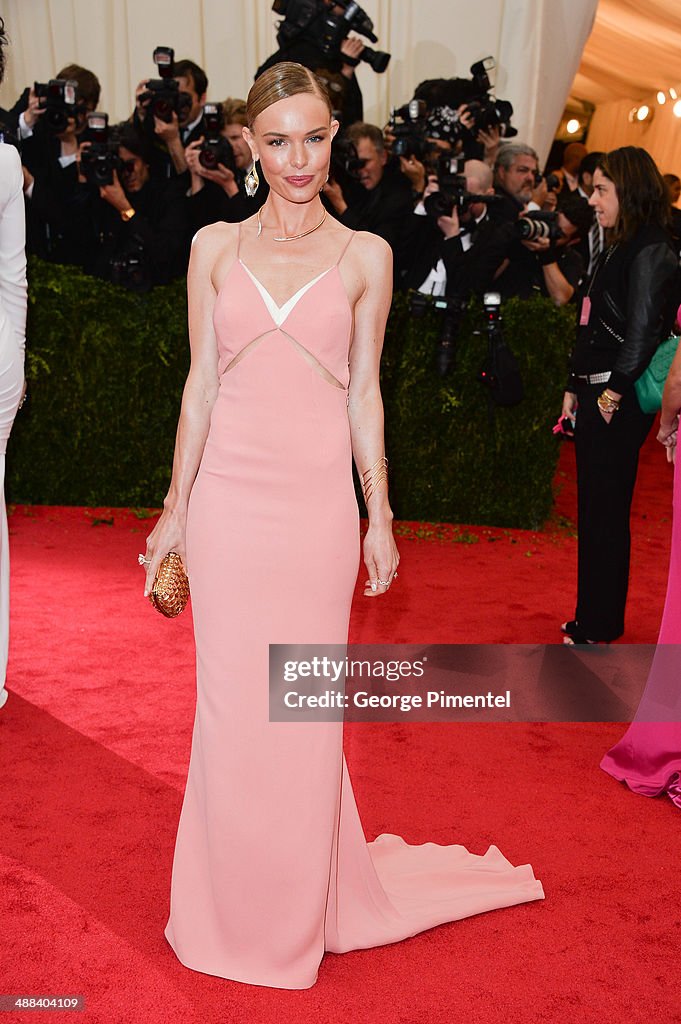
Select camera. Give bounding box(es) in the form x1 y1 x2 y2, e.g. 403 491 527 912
477 292 523 406
318 1 391 73
388 100 433 161
272 0 391 73
198 103 237 173
140 47 193 124
110 243 151 293
80 112 118 187
423 153 503 220
536 170 561 192
324 134 366 206
410 290 468 377
464 58 516 139
34 79 80 134
430 59 515 156
515 211 562 242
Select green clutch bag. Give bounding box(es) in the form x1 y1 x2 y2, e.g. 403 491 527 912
634 335 680 414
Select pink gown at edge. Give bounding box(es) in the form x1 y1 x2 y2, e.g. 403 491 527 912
601 451 681 807
164 224 544 989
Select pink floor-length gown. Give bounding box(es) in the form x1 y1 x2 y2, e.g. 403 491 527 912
163 224 544 989
601 451 681 807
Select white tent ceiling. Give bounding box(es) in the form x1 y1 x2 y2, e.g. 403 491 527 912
571 0 681 105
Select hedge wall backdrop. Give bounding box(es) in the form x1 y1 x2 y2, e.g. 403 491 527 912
7 259 576 528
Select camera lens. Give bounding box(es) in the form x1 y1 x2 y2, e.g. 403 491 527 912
199 148 217 170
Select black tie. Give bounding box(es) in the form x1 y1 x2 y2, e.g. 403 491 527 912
589 221 602 276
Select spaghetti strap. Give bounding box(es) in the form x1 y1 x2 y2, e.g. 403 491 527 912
335 230 355 267
236 221 242 259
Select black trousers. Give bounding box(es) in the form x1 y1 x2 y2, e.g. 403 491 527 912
573 383 655 641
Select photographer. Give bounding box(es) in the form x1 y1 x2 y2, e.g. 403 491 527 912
492 191 590 305
134 57 208 179
257 1 376 127
323 122 412 259
401 159 500 298
185 98 267 231
87 124 189 289
19 65 101 266
409 65 515 166
491 143 540 222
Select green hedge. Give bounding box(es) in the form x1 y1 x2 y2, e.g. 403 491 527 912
7 258 575 527
382 292 575 527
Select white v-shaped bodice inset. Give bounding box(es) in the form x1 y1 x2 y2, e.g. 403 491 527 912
239 260 332 328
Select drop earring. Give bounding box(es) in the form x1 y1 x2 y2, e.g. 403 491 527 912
245 163 260 198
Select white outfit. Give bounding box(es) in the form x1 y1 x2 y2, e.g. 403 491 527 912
0 144 27 707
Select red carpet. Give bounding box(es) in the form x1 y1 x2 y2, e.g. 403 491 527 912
1 432 679 1024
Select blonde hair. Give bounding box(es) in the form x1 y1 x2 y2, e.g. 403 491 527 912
221 97 248 128
246 62 333 128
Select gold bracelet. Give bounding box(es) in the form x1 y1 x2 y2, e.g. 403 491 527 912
361 456 389 503
597 391 619 414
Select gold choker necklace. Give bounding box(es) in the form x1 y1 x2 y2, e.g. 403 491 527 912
257 205 327 242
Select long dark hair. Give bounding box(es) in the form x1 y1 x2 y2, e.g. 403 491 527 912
597 146 671 243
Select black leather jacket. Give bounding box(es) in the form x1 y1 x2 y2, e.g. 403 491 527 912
569 224 679 394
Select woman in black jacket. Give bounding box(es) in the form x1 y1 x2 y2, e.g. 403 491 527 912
560 147 679 644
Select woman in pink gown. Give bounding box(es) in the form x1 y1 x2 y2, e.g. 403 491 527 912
141 62 543 990
601 340 681 808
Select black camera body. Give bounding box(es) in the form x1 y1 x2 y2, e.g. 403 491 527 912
272 0 390 73
110 243 151 293
515 211 562 242
80 112 119 187
141 47 193 124
465 58 517 139
478 291 523 406
430 58 516 153
34 79 80 134
198 103 237 173
388 100 433 161
410 289 468 377
423 154 503 220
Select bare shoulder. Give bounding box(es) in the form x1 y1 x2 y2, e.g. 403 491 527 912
191 220 237 259
352 230 392 268
190 220 241 292
349 232 392 304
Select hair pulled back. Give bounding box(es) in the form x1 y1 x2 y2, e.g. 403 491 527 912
246 62 333 129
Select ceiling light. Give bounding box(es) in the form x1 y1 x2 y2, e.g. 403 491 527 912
628 106 638 122
566 118 580 134
674 99 681 118
657 91 667 104
670 88 678 100
636 105 651 122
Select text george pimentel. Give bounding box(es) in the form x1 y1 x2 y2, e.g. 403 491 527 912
284 690 512 710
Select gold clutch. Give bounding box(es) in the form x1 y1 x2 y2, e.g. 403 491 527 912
149 552 190 618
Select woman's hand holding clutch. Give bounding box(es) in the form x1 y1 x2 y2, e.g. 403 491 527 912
140 506 188 598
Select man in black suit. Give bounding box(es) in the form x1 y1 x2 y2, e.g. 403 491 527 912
133 58 208 180
400 159 501 299
322 122 413 265
577 150 605 276
18 65 101 266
